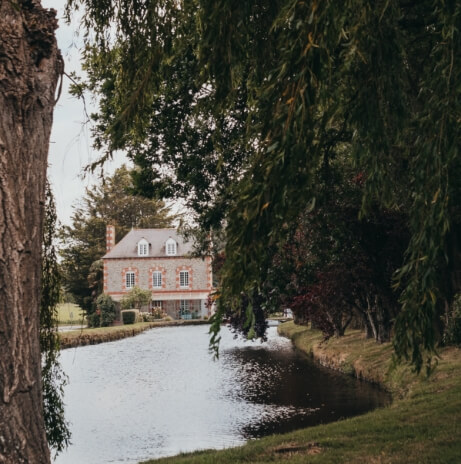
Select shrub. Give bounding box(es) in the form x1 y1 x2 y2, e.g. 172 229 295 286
96 293 116 327
151 306 166 319
88 311 101 328
121 309 138 325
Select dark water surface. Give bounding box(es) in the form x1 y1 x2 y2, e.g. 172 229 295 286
54 324 390 464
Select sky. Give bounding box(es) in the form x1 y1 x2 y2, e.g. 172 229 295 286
43 1 127 226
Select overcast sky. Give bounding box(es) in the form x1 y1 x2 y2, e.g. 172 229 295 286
43 1 127 226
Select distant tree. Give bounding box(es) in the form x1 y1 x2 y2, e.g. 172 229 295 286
249 165 408 344
282 186 408 343
59 165 175 313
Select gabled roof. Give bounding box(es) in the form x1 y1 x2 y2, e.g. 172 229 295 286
103 228 194 259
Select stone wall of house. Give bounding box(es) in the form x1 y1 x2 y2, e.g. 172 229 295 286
104 256 212 295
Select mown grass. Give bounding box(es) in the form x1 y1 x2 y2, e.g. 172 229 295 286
56 302 87 325
140 322 461 464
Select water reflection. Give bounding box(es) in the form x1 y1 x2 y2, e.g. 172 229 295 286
54 325 389 464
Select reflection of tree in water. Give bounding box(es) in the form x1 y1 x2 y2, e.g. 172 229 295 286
223 349 285 403
221 343 390 439
241 405 321 439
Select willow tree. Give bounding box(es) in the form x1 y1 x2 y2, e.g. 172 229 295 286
0 1 62 462
41 183 71 455
67 0 460 372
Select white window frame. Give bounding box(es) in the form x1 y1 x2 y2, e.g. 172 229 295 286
166 238 177 256
152 300 162 308
152 271 162 288
180 300 189 313
179 270 189 288
138 239 149 256
126 271 135 289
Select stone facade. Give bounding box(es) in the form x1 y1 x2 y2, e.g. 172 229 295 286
102 226 214 319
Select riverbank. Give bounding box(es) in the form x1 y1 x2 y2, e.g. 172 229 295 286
278 322 410 396
59 319 209 349
141 321 461 463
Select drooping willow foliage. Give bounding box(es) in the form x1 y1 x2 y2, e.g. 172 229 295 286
41 182 71 453
66 0 461 372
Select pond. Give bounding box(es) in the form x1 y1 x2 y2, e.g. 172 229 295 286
54 324 390 464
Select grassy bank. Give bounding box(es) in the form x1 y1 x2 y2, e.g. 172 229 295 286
278 322 410 396
140 322 461 464
59 319 209 349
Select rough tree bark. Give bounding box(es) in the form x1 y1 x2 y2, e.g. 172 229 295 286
0 1 61 462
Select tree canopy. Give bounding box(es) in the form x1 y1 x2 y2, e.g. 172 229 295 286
66 0 461 372
59 165 175 312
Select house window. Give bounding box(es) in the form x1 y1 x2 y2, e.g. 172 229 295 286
152 271 162 288
138 239 149 256
166 238 177 256
179 270 189 288
180 300 189 313
152 300 162 309
126 271 135 289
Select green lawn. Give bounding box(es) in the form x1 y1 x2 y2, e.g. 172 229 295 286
56 303 86 325
139 322 461 464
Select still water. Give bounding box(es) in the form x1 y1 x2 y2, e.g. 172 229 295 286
54 325 389 464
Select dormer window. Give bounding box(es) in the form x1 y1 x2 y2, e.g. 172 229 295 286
138 238 149 256
166 238 177 256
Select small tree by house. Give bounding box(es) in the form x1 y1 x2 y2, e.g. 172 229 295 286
95 294 117 327
120 287 151 310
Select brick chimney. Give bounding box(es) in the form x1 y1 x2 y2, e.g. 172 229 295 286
106 224 116 252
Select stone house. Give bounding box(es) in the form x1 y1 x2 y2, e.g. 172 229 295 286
102 225 214 319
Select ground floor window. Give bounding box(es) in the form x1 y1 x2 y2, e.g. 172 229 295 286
152 300 163 308
179 300 189 313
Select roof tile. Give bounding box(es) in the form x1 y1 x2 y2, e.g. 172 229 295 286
102 228 194 258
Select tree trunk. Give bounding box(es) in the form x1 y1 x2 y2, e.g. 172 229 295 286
366 296 379 341
0 1 61 462
351 298 374 338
